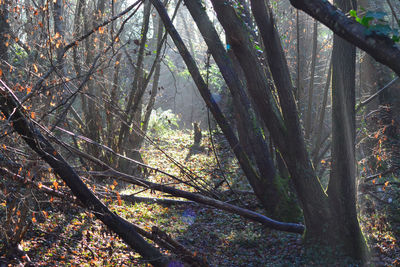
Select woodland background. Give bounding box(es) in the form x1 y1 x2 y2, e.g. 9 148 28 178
0 0 399 265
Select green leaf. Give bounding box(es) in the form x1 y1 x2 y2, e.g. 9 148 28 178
360 16 373 27
349 9 357 18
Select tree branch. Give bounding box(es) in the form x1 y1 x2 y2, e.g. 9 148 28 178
290 0 400 76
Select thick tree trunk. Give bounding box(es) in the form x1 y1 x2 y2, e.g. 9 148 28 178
326 0 368 261
250 0 367 261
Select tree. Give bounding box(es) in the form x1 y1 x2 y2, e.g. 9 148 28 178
150 0 371 262
327 0 367 260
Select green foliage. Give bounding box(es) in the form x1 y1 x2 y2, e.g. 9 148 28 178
200 63 225 90
148 108 180 135
11 44 28 63
350 10 400 42
163 55 177 73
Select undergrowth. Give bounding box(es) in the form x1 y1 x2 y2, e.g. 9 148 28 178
0 130 399 266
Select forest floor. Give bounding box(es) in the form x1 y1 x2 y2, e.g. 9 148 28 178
2 130 400 266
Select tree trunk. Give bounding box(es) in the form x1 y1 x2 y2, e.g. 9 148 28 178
250 0 367 261
182 0 281 215
150 0 285 216
304 19 319 139
0 1 10 63
324 0 368 261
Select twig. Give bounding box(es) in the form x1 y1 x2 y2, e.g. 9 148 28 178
356 77 399 113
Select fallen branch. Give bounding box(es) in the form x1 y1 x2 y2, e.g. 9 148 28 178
120 195 195 206
57 141 304 234
356 77 399 112
92 168 305 234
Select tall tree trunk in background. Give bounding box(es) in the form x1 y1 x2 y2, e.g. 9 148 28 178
360 54 379 112
138 8 165 147
106 52 122 149
53 0 65 67
83 0 105 159
326 0 367 260
51 0 71 130
312 58 332 167
0 0 9 121
117 0 151 174
295 10 309 101
72 0 84 78
0 1 10 71
304 19 318 139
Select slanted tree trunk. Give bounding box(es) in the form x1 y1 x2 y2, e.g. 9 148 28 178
149 0 281 216
182 0 281 215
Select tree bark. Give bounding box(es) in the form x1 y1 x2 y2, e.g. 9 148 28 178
326 0 368 260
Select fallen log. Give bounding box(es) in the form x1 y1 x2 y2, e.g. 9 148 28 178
54 118 305 234
91 169 305 234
